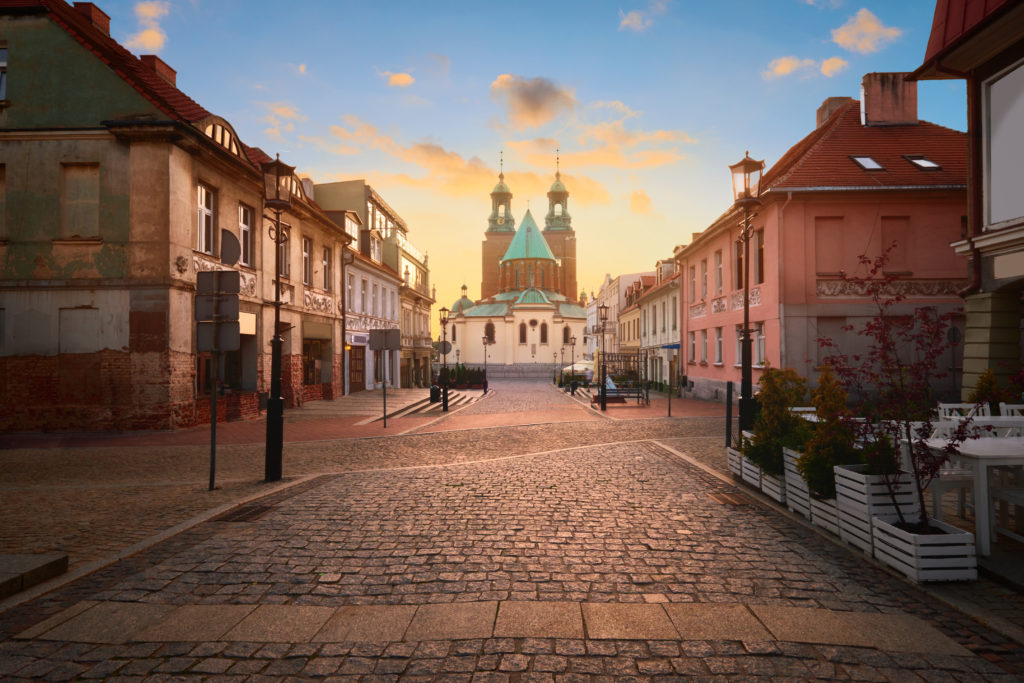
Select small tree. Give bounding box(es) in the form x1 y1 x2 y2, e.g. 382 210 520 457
818 245 972 531
799 364 861 499
742 365 811 477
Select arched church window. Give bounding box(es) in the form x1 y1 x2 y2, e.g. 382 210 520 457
498 205 505 217
452 323 456 342
519 323 527 344
554 203 563 216
540 323 548 344
485 322 495 343
527 263 533 286
563 325 570 344
515 265 521 289
539 269 544 288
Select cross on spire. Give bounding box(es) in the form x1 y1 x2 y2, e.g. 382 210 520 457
499 150 504 181
555 148 560 180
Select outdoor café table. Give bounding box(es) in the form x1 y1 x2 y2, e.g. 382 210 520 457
926 436 1024 555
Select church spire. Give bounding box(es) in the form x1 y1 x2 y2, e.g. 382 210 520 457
545 150 571 231
488 151 514 232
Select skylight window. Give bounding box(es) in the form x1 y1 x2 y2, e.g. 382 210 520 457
851 155 884 170
905 155 941 170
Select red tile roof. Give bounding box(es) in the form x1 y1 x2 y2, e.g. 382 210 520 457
763 101 966 192
922 0 1015 65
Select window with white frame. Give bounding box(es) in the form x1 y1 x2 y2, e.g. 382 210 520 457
700 259 707 299
735 324 743 365
371 236 382 262
347 273 354 311
197 183 215 254
302 237 312 285
688 331 695 362
651 306 657 334
755 322 766 365
715 327 723 364
360 279 367 313
700 329 707 363
754 230 765 285
661 301 666 332
322 247 331 291
372 283 379 316
714 250 723 294
734 242 743 289
345 215 360 241
391 291 397 320
671 296 677 330
62 164 99 239
238 203 253 266
688 266 695 302
277 228 290 277
642 310 647 336
986 58 1024 224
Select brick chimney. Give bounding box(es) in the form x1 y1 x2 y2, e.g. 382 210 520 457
73 2 110 35
816 96 854 128
140 55 177 87
861 72 917 126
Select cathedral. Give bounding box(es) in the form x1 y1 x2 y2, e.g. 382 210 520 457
446 167 587 375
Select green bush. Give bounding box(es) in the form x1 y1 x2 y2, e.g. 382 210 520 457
743 365 810 476
799 365 861 498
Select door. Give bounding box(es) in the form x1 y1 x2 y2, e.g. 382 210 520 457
349 345 365 392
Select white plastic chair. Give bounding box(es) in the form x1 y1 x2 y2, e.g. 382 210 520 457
937 402 990 419
999 403 1024 417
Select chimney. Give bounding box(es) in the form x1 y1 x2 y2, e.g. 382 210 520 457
861 72 917 126
73 3 110 35
139 55 177 87
816 96 854 128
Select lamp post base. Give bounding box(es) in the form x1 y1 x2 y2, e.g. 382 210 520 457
265 397 283 482
738 396 758 433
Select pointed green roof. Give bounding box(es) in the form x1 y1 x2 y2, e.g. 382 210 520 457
500 210 556 263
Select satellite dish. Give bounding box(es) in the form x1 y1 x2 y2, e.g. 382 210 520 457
220 229 240 266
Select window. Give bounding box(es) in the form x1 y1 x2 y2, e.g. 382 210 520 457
734 242 743 289
486 322 496 343
62 164 99 238
391 291 396 320
754 230 764 285
688 266 695 302
302 237 312 285
0 48 7 100
851 155 883 170
700 259 707 299
735 325 743 365
987 59 1024 224
519 322 527 344
452 321 457 342
700 330 707 363
671 296 677 330
661 301 666 332
277 231 290 277
371 236 382 262
345 215 360 241
755 322 766 365
688 332 696 362
197 183 214 254
715 327 723 364
322 247 331 290
347 273 354 311
562 325 569 344
905 155 941 170
815 217 844 273
0 165 6 240
540 322 548 344
238 204 253 266
714 250 723 293
360 279 367 313
303 339 323 385
372 283 379 316
642 310 647 336
651 307 657 334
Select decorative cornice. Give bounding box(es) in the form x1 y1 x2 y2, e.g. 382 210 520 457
304 290 334 314
731 287 761 309
192 254 257 296
689 302 706 319
816 279 968 298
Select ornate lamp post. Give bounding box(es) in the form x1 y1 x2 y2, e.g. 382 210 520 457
729 151 765 433
262 154 294 483
439 306 450 412
598 303 609 411
482 334 491 395
570 335 577 395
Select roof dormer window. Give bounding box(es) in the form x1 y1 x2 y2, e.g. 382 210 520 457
851 155 884 170
905 155 941 170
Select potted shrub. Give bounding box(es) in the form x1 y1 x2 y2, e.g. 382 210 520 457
819 247 976 580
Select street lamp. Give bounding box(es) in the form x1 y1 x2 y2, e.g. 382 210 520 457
598 303 609 411
439 306 450 411
262 154 294 483
482 334 491 394
570 334 577 395
729 150 765 433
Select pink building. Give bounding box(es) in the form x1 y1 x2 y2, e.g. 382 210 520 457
674 73 969 402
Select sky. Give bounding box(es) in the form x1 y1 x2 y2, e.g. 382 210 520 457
99 0 964 324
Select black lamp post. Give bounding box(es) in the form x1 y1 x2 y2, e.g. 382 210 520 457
559 345 566 384
439 306 449 412
482 334 490 394
729 151 765 433
262 154 294 483
570 334 577 395
598 303 609 411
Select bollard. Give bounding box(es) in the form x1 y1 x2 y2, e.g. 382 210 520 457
725 381 734 448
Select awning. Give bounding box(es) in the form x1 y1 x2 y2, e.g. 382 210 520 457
661 343 681 349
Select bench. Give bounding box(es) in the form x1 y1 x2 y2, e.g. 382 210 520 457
591 386 649 405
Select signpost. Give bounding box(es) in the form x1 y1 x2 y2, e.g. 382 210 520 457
196 269 240 490
369 329 401 427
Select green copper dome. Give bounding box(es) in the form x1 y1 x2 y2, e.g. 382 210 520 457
500 210 556 263
492 173 511 195
515 288 551 305
549 174 567 194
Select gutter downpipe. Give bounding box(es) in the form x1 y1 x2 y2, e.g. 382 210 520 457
775 191 793 369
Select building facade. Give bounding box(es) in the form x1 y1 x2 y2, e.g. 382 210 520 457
674 73 969 402
0 0 351 430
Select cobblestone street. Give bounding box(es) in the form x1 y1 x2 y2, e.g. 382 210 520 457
1 381 1023 680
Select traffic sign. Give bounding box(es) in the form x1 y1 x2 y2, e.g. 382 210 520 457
194 294 239 322
438 341 452 355
197 320 240 352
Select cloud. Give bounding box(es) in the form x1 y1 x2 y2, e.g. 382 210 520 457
630 190 654 215
383 71 415 88
428 53 451 77
260 101 307 141
298 64 307 75
805 0 843 7
618 0 670 32
125 1 169 52
820 56 848 77
831 8 902 54
490 74 576 130
762 56 817 80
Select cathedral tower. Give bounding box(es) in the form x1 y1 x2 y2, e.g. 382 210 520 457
542 157 577 303
481 160 516 300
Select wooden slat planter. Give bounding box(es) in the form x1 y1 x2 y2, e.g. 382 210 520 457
760 470 786 504
872 517 977 582
835 464 920 555
726 447 743 478
810 496 840 535
741 456 762 489
783 448 810 519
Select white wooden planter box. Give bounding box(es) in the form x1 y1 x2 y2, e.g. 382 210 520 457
810 496 840 536
741 456 762 489
871 517 977 582
835 464 920 555
726 447 743 477
760 470 786 504
783 448 810 519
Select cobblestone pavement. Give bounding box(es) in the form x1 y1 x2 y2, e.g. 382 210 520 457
1 381 1023 680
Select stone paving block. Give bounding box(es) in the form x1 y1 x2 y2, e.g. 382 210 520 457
748 605 881 649
581 603 679 640
404 601 497 641
15 601 99 640
663 603 770 641
0 553 68 598
493 601 583 639
223 604 336 642
35 601 175 644
843 612 973 656
314 604 417 642
134 604 256 641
